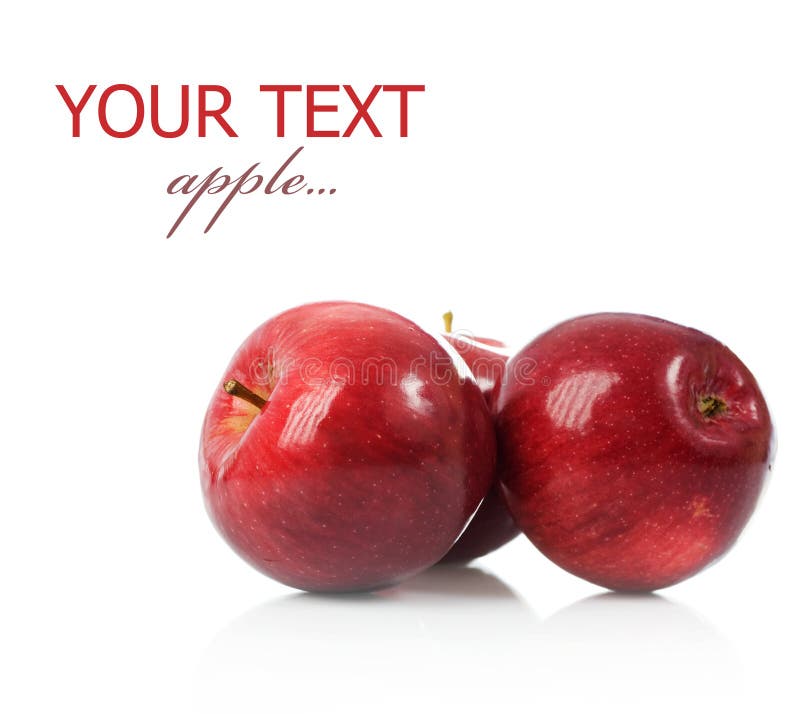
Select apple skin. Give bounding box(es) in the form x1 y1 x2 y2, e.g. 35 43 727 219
494 313 774 591
438 330 520 564
442 332 507 404
199 302 496 592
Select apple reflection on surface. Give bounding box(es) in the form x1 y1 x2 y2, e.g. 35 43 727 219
194 569 738 712
194 567 535 712
536 592 742 708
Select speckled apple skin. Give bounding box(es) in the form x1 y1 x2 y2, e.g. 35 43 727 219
495 313 774 591
200 302 495 592
438 482 520 564
438 333 520 564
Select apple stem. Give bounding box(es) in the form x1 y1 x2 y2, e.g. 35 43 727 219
224 379 267 410
443 310 454 333
698 394 727 418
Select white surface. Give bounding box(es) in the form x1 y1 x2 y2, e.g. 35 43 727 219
1 2 799 712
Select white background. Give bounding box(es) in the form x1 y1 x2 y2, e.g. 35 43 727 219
1 2 798 712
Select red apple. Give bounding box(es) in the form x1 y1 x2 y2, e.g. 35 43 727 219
438 311 520 564
495 313 774 591
199 302 496 592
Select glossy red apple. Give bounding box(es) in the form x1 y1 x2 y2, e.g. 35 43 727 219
495 313 774 591
199 302 496 592
440 311 508 403
438 312 520 564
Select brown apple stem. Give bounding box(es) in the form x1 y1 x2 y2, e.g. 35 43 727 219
442 310 454 333
224 379 267 410
698 394 727 418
